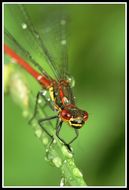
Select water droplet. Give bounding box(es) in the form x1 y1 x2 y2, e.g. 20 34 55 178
67 159 74 166
61 40 66 45
73 168 83 178
42 137 49 145
60 19 66 25
53 139 56 144
38 99 42 104
52 157 62 168
60 177 65 186
63 160 67 164
45 150 55 163
46 148 49 152
66 75 75 88
62 146 73 158
22 23 27 30
42 90 47 96
34 128 42 138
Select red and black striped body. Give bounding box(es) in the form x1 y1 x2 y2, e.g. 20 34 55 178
48 80 88 128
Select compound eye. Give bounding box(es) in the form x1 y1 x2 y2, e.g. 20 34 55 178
61 109 71 120
83 112 88 121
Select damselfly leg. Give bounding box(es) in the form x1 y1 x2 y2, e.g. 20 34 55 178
68 129 79 145
56 120 71 151
56 119 79 152
29 90 54 124
38 115 58 147
30 93 75 152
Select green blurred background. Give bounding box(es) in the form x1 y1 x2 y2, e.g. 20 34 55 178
4 4 125 186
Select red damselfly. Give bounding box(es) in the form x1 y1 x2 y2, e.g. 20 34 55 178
4 5 88 151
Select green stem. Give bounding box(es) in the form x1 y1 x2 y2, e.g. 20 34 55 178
4 63 87 186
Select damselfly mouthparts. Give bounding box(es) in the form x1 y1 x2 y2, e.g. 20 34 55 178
4 5 88 151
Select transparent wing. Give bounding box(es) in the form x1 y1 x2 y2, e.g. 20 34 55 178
4 4 70 81
4 28 52 80
34 5 70 80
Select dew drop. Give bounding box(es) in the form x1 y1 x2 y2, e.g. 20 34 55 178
52 157 62 168
67 159 74 166
42 137 49 145
53 139 57 144
34 128 42 138
46 151 55 163
42 90 47 96
45 152 55 166
22 23 27 30
46 148 49 152
61 40 66 45
63 160 67 164
66 75 75 88
62 146 73 158
38 99 42 104
73 168 83 178
60 177 65 186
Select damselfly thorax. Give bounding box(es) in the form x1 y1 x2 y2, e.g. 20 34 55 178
45 79 88 129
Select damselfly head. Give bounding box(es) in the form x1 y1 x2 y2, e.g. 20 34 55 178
60 105 88 129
